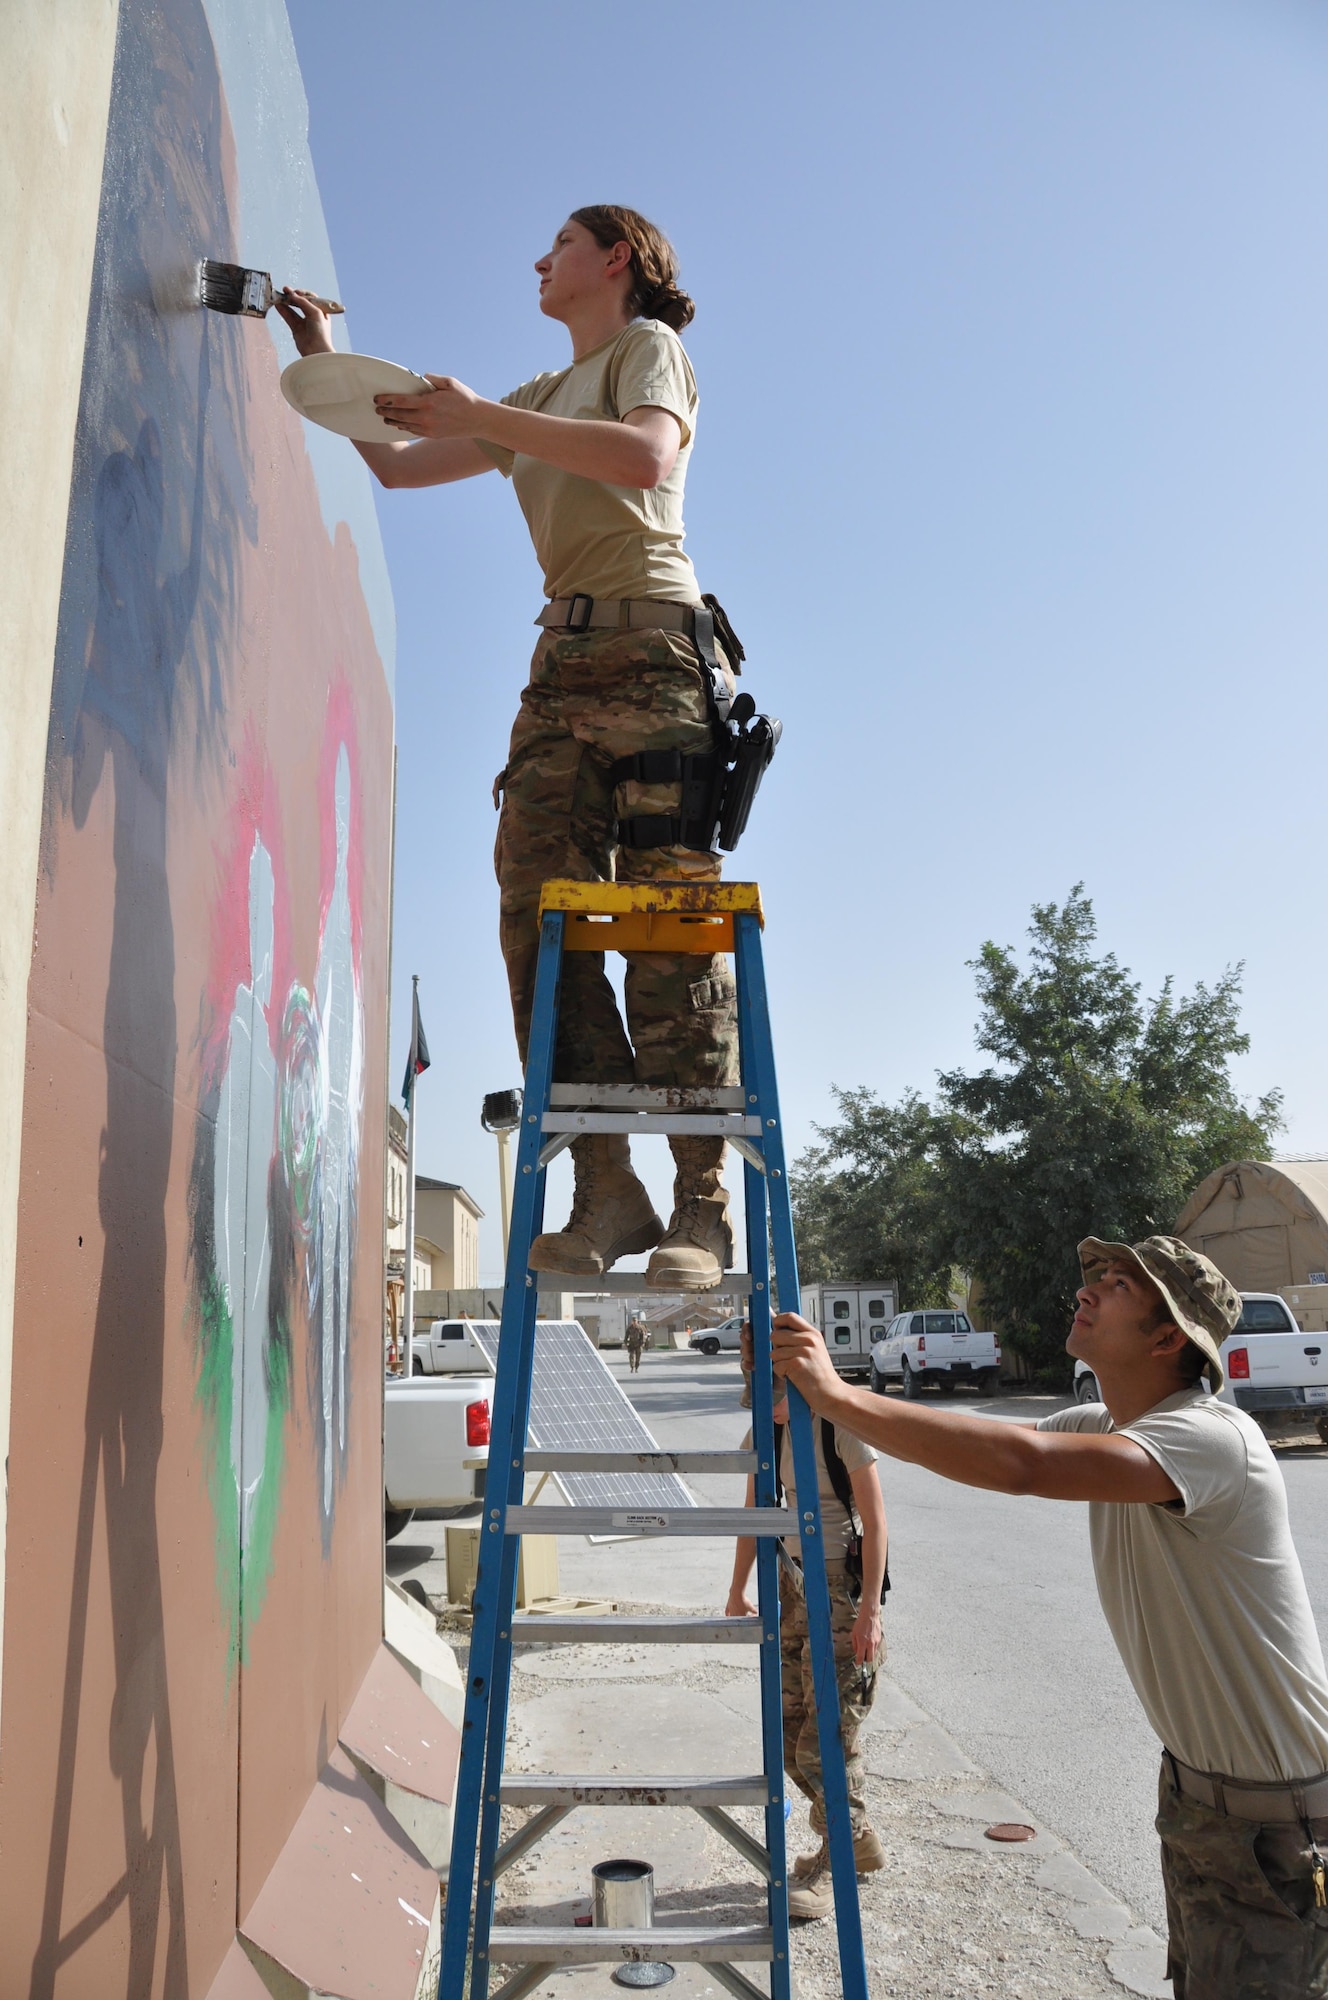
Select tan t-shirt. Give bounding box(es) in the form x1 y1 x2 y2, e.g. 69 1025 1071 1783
743 1420 878 1561
476 320 701 604
1039 1389 1328 1782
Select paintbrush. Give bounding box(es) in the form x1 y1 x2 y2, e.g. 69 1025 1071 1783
200 260 344 320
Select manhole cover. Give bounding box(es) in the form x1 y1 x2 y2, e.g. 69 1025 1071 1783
985 1822 1037 1843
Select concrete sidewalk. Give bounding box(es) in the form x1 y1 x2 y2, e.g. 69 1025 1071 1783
430 1586 1173 2000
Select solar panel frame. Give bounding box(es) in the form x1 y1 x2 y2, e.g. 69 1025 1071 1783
470 1320 696 1512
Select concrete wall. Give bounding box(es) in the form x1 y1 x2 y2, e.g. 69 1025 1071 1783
0 3 427 1994
0 0 122 1755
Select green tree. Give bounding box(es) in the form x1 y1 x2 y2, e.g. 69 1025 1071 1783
790 1086 955 1304
934 887 1282 1376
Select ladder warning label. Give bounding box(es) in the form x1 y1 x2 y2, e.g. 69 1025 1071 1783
613 1512 670 1530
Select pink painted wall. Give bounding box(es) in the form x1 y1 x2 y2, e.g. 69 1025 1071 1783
0 1 395 1991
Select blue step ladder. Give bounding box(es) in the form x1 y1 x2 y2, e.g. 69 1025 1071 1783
438 880 870 2000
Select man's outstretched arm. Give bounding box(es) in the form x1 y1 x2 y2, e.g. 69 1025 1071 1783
767 1316 1180 1506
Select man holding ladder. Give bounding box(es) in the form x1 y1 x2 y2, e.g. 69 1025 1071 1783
770 1236 1328 2000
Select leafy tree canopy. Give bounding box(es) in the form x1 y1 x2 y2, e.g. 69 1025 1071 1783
791 887 1282 1378
790 1087 954 1305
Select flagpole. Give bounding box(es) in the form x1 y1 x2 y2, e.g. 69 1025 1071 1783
403 974 419 1379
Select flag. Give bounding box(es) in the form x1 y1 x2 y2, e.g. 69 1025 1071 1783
401 985 431 1107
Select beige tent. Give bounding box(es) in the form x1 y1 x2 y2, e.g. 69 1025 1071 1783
1174 1159 1328 1293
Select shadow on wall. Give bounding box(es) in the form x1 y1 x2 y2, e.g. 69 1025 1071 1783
32 0 251 1990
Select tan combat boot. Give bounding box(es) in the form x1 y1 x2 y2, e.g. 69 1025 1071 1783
786 1856 835 1922
646 1136 733 1290
793 1825 884 1879
528 1134 663 1276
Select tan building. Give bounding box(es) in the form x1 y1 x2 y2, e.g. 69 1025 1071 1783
415 1178 483 1291
385 1104 484 1350
1174 1157 1328 1293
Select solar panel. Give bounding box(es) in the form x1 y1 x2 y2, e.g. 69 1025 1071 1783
469 1320 695 1513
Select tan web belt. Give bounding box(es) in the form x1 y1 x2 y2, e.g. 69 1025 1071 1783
1167 1751 1328 1821
535 595 701 635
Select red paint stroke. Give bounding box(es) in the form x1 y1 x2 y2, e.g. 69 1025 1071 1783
200 727 295 1084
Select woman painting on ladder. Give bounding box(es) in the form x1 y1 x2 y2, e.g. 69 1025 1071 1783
280 207 741 1290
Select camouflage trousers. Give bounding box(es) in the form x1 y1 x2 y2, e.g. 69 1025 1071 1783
494 625 740 1087
1158 1758 1328 1999
781 1560 879 1838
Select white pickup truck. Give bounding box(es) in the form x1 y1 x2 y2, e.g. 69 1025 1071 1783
870 1310 1002 1397
1072 1292 1328 1442
409 1317 493 1374
383 1374 491 1539
1218 1292 1328 1441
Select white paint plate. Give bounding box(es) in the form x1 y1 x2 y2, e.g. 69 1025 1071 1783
280 351 431 443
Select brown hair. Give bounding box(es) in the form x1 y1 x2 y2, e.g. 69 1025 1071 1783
569 205 695 331
1142 1293 1209 1384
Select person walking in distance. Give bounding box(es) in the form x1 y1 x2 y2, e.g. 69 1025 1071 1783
278 209 740 1291
624 1316 647 1374
726 1376 889 1921
769 1238 1328 1999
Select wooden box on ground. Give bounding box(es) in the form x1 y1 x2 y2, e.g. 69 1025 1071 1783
445 1527 560 1607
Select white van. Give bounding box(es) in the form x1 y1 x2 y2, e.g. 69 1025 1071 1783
802 1283 897 1379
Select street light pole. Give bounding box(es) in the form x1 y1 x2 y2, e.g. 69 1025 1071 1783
481 1088 523 1266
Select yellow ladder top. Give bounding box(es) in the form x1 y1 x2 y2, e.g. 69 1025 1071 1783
537 879 764 954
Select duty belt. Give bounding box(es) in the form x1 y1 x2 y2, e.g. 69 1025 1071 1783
532 592 779 859
1165 1750 1328 1822
536 596 703 637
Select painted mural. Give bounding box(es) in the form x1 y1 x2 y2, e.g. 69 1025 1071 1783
0 0 394 1991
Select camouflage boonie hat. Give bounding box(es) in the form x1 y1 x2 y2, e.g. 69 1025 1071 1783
1077 1235 1241 1391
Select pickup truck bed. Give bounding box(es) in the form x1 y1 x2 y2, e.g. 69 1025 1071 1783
384 1375 491 1525
1219 1292 1328 1438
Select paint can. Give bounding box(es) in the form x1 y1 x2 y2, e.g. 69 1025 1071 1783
591 1860 674 1989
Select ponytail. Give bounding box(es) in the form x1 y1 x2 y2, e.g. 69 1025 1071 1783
570 204 696 331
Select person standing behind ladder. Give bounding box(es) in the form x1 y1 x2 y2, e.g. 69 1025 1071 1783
769 1237 1328 1999
624 1316 647 1373
726 1373 889 1921
279 209 739 1290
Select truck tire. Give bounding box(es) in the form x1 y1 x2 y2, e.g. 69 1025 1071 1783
937 1375 957 1395
976 1369 1000 1396
411 1356 424 1376
1075 1372 1101 1405
699 1337 721 1356
870 1363 888 1395
1318 1414 1328 1447
901 1360 919 1399
384 1507 415 1541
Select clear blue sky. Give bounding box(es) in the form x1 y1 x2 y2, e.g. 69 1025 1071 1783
284 0 1328 1283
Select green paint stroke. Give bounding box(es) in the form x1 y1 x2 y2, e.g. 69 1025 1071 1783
241 1318 290 1637
194 1273 292 1668
195 1267 241 1673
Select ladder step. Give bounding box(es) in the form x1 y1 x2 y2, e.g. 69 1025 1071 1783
510 1615 766 1645
542 1111 761 1137
548 1084 747 1110
503 1507 791 1538
520 1450 756 1474
499 1774 771 1807
527 1271 756 1297
486 1925 775 1966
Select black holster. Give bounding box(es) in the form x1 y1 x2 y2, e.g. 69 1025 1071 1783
611 594 781 855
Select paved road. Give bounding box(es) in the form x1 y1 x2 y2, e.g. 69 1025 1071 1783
389 1346 1328 1937
602 1351 1328 1935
